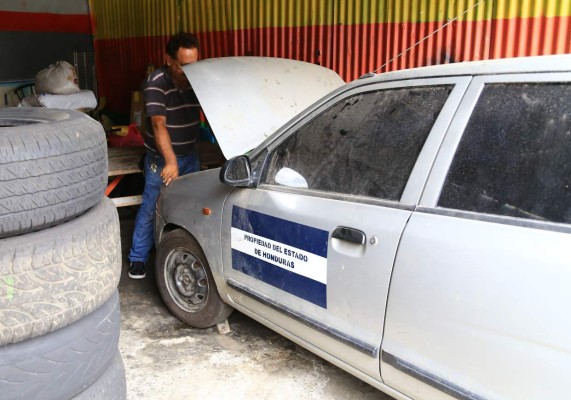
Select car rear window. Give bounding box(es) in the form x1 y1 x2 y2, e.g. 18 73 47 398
264 85 452 201
438 82 571 224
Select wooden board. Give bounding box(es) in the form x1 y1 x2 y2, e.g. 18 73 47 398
107 146 146 177
111 195 143 208
107 146 145 207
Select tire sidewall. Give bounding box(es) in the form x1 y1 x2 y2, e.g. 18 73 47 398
0 108 103 161
0 292 121 400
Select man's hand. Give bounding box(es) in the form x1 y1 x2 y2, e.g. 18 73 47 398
161 161 179 186
151 115 179 185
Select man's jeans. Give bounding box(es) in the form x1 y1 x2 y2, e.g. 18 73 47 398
128 150 200 264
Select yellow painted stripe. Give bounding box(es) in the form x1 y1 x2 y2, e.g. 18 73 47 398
91 0 571 40
495 0 571 19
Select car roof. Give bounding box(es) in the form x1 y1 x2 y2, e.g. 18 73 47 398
351 54 571 86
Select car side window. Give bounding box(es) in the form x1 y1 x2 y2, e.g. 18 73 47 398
438 82 571 224
262 86 452 201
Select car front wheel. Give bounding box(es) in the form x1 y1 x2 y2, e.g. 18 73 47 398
155 229 233 328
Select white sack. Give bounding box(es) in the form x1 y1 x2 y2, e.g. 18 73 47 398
35 61 80 95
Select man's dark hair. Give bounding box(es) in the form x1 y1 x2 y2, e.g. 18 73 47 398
166 32 200 58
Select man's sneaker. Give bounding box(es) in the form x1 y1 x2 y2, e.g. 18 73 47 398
128 262 146 279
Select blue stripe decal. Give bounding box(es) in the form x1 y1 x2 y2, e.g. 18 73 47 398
231 206 328 257
231 206 329 308
232 250 327 308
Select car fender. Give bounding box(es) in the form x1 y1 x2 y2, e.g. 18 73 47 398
155 168 234 299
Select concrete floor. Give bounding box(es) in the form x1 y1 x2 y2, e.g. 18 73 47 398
117 209 393 400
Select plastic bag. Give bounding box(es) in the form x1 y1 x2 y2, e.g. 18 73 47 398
35 61 80 95
107 123 144 148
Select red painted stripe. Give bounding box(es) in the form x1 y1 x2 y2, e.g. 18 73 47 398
94 15 571 114
0 11 91 34
490 16 571 58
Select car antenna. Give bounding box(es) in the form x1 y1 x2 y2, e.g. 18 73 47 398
358 0 487 79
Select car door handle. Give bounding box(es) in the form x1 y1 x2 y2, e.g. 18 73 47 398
332 227 366 245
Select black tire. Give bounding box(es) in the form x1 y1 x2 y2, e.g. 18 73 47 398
0 291 121 400
0 108 107 238
0 197 121 345
155 229 233 328
72 350 126 400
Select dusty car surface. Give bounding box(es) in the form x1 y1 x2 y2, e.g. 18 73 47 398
154 55 571 399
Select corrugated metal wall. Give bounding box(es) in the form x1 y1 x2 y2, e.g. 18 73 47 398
0 0 92 82
89 0 571 114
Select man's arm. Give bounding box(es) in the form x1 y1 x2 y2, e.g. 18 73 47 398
151 115 178 186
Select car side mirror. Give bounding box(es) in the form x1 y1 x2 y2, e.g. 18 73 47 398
219 155 252 187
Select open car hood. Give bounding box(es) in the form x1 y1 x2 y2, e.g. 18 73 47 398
183 57 345 159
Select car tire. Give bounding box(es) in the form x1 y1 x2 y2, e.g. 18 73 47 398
0 197 121 345
0 291 121 400
155 229 233 328
0 108 107 238
72 350 127 400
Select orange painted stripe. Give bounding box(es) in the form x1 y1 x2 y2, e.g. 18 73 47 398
90 0 571 40
0 11 92 34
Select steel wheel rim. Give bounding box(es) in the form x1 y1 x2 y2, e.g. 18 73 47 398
164 247 209 313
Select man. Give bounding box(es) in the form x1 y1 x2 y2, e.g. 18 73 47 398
128 32 202 279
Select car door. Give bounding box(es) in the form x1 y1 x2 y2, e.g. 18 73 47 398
221 77 470 379
382 72 571 399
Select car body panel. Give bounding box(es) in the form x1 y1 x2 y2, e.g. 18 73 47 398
382 212 571 400
182 57 345 159
222 187 411 378
155 54 571 399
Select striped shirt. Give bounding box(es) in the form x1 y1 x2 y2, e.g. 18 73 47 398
142 66 200 156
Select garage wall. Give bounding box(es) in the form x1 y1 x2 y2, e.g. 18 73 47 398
0 0 93 105
90 0 571 114
0 0 93 81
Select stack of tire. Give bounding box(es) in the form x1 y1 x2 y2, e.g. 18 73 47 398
0 108 125 400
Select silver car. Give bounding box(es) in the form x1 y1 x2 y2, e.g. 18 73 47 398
154 55 571 399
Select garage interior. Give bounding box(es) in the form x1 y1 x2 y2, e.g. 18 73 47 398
0 1 570 399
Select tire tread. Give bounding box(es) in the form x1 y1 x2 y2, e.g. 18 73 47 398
0 198 121 345
0 109 107 238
